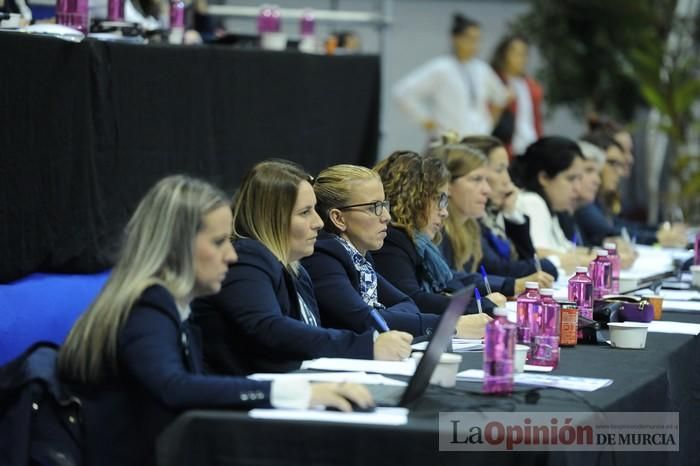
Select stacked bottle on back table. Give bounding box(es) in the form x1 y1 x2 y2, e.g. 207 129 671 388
568 266 593 341
604 242 620 294
588 249 612 300
483 307 517 395
530 289 560 368
516 281 541 361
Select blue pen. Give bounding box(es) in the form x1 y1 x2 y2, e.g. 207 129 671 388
573 232 581 247
369 307 390 332
480 265 492 295
474 288 483 314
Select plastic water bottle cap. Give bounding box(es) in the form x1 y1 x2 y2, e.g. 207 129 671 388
604 242 617 250
575 266 588 273
540 288 554 296
525 281 539 289
493 307 508 317
595 249 609 257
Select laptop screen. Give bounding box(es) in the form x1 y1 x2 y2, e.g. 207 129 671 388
399 285 474 406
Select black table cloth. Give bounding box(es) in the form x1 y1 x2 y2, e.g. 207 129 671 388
157 311 700 466
0 32 380 282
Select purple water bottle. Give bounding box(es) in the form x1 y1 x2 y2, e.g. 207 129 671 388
530 289 560 368
483 307 516 395
604 242 620 294
55 0 89 33
300 8 315 36
694 232 700 266
568 266 593 320
516 281 541 353
107 0 124 21
169 0 185 44
588 249 612 300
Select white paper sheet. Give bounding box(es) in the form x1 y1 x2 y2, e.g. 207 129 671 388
660 301 700 312
249 407 409 425
647 320 700 335
411 338 483 352
300 358 416 376
456 369 613 391
248 371 408 386
523 364 555 373
638 289 700 301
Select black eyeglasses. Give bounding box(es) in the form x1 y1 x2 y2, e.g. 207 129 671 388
435 192 449 210
337 200 390 216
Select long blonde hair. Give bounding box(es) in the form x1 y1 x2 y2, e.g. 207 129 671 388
374 151 450 243
232 159 313 274
428 143 487 272
314 164 380 235
58 175 229 384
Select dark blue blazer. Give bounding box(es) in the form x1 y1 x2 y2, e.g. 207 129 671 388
301 233 440 336
75 285 272 466
191 238 374 376
440 237 515 296
574 202 657 246
372 226 494 315
480 218 559 280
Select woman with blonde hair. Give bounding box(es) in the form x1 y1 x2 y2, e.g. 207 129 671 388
304 164 488 339
192 160 412 376
58 175 372 466
429 140 553 296
372 151 505 319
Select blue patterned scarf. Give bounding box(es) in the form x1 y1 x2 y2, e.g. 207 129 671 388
335 236 381 307
413 231 454 292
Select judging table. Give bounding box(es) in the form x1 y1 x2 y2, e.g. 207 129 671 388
0 32 380 283
157 310 700 466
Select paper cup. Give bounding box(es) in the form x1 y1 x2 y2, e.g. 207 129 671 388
608 322 649 349
411 352 462 388
514 344 529 373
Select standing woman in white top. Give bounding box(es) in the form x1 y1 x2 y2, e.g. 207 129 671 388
511 137 593 273
393 14 510 139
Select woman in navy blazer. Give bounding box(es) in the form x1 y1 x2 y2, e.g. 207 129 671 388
57 176 372 466
305 164 494 338
372 151 505 318
192 160 413 376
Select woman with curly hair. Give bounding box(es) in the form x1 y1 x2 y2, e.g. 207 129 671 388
372 151 505 319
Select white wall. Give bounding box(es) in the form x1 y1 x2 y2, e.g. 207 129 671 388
216 0 585 161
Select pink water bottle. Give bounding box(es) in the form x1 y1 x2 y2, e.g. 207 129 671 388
107 0 124 21
169 0 185 44
483 307 516 395
568 266 593 320
530 289 560 368
588 249 612 300
300 8 315 35
604 242 620 294
55 0 89 33
257 4 280 33
694 232 700 266
516 281 541 353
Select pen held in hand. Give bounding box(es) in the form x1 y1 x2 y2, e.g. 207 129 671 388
533 253 542 275
474 288 483 314
479 265 492 295
369 307 390 332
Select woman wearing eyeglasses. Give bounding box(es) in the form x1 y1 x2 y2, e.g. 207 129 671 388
303 164 487 339
372 151 505 319
191 160 413 377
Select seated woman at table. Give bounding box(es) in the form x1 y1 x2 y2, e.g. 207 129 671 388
57 175 372 466
372 150 505 317
192 160 412 376
575 130 687 248
428 138 554 296
510 136 593 274
303 163 490 339
460 135 558 280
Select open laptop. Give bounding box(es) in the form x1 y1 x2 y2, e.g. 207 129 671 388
369 285 474 407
